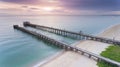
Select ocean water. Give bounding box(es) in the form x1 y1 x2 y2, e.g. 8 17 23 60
0 15 120 67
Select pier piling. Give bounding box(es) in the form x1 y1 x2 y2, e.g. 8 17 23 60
23 22 120 46
13 25 120 67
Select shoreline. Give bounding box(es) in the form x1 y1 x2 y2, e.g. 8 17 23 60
33 50 65 67
33 40 83 67
34 24 120 67
97 23 120 36
98 24 120 40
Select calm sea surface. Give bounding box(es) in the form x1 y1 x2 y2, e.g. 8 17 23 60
0 16 120 67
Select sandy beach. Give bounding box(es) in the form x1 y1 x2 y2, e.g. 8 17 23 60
38 24 120 67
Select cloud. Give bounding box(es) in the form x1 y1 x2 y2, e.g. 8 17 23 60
1 0 120 11
0 0 40 4
0 0 120 15
60 0 120 11
0 0 60 6
21 5 29 8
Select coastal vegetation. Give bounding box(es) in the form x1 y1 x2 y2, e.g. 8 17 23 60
97 45 120 67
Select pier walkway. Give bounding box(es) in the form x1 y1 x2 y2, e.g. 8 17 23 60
13 25 120 67
23 22 120 46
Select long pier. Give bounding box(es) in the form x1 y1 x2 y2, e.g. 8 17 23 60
23 22 120 46
13 25 120 67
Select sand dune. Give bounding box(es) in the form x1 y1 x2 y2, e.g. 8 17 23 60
39 24 120 67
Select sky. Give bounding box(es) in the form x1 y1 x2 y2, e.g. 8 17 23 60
0 0 120 15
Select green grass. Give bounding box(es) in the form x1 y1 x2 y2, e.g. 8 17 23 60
97 45 120 67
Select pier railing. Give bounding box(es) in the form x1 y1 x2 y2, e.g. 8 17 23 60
23 22 120 46
13 25 120 67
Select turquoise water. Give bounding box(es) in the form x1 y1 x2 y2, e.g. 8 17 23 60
0 16 120 67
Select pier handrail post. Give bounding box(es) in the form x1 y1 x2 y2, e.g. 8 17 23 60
79 31 82 34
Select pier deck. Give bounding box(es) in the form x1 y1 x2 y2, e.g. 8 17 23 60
23 22 120 46
13 25 120 67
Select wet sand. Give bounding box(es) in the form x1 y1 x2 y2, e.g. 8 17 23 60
39 24 120 67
